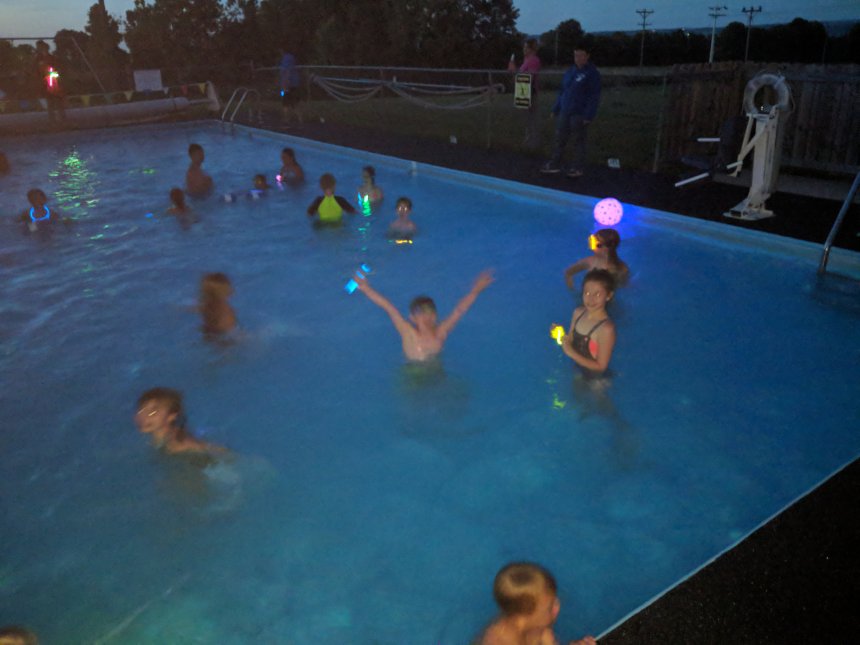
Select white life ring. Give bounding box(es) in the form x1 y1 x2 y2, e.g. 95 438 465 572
743 73 792 115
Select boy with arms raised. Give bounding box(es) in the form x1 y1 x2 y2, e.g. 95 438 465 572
354 269 493 362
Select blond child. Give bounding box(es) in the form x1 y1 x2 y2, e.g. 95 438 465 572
354 269 493 362
564 229 628 289
477 562 595 645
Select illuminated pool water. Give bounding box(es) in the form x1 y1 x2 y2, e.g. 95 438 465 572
1 122 858 643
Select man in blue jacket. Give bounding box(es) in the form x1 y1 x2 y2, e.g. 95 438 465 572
541 46 601 178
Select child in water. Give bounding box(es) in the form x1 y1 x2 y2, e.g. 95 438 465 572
387 196 417 239
0 151 10 174
199 272 237 339
167 187 190 214
185 143 213 197
357 165 384 204
354 269 494 362
559 268 616 376
135 387 226 456
564 228 629 289
306 173 356 226
18 188 68 234
476 562 595 645
278 147 304 184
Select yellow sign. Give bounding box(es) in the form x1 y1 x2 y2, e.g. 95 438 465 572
514 73 532 109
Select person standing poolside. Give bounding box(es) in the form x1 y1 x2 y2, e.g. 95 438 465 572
540 45 601 179
34 41 65 123
278 48 302 126
508 38 542 150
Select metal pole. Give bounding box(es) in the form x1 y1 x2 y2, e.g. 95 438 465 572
651 73 668 173
818 170 860 274
70 35 107 93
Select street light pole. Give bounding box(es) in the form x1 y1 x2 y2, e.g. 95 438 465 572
708 5 728 63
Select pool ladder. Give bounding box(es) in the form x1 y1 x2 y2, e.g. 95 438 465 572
818 170 860 275
221 87 262 126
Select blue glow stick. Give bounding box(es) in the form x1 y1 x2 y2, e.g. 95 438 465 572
29 206 51 223
345 264 371 294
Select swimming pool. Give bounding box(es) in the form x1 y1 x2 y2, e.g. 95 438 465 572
1 121 858 643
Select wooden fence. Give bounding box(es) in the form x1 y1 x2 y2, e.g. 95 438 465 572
659 61 860 174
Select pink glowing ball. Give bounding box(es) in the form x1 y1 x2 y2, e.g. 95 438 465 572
593 198 623 226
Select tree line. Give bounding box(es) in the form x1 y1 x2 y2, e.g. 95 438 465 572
1 0 857 98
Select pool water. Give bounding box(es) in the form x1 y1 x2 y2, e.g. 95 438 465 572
1 122 858 644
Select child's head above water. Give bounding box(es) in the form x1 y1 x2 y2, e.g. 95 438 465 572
0 626 39 645
169 187 186 208
188 143 204 164
409 295 436 318
582 267 616 294
319 173 336 194
396 196 412 216
26 188 47 207
201 272 233 299
135 387 186 435
281 147 297 163
493 562 560 625
253 174 269 189
362 165 376 185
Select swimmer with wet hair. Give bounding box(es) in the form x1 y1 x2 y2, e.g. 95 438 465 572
387 196 417 239
353 268 494 362
476 562 595 645
558 268 616 376
167 187 190 214
253 174 270 190
135 387 225 455
278 147 304 184
186 143 213 197
199 272 237 339
357 165 384 204
0 151 10 174
18 188 69 233
306 173 356 226
564 228 629 289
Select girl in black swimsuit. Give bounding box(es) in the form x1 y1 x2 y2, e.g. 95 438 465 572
561 268 616 376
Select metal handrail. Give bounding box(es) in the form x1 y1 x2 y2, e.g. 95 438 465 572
818 170 860 275
220 87 260 123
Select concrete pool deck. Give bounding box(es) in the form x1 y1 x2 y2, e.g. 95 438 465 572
260 116 859 643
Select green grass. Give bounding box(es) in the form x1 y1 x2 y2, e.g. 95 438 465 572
261 83 666 171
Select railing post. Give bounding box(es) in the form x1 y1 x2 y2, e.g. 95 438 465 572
486 71 492 150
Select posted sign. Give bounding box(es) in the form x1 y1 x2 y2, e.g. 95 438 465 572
514 73 532 109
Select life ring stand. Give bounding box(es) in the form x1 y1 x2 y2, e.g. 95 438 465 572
743 73 792 116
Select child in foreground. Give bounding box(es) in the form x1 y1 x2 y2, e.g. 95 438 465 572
306 173 356 226
167 187 190 214
135 387 226 456
199 272 237 339
278 147 304 184
185 143 213 197
387 196 417 239
18 188 70 234
564 229 628 289
354 269 493 362
559 269 616 376
476 562 595 645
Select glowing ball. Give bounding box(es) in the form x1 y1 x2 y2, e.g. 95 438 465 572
593 198 623 226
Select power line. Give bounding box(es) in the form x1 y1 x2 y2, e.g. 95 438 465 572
636 9 654 67
708 5 728 63
742 6 763 62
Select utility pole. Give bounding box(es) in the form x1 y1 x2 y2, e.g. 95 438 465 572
636 9 654 67
708 5 728 63
742 6 762 62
